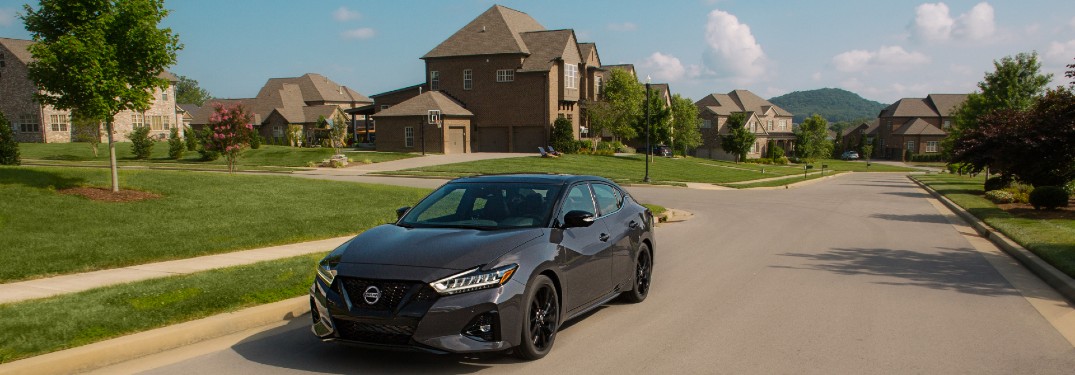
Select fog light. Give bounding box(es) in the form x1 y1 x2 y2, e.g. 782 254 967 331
463 311 499 342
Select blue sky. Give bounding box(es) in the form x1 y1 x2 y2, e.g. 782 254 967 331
1 0 1073 103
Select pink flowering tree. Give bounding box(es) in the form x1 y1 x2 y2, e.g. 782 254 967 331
203 104 255 172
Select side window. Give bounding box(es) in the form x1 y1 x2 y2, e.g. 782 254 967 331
592 184 621 216
558 184 596 223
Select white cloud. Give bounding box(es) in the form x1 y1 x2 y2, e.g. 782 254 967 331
0 8 15 27
333 6 361 22
911 2 995 43
811 72 822 81
641 52 702 82
832 45 930 73
701 9 769 82
1046 39 1075 62
606 22 637 32
949 63 975 76
341 28 375 40
1070 16 1075 31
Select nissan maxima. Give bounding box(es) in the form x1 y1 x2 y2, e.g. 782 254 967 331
310 174 655 359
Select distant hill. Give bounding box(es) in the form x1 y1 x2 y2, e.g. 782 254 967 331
769 88 887 124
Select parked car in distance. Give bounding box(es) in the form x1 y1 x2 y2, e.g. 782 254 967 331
650 145 672 157
841 151 860 160
310 174 655 360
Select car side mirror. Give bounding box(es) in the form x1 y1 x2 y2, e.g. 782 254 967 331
396 206 411 220
563 210 595 228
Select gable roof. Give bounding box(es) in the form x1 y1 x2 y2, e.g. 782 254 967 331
0 37 36 65
258 73 371 104
423 5 545 59
371 83 427 99
881 98 935 118
893 118 946 135
842 119 880 137
578 42 600 66
373 91 473 117
926 94 968 117
518 30 578 72
696 90 793 118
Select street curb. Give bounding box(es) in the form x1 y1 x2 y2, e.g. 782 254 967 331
909 176 1075 304
744 171 850 190
0 296 308 375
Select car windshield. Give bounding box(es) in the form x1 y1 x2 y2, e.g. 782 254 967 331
399 182 562 230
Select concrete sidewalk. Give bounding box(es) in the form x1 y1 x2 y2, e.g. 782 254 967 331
0 236 353 305
294 152 527 177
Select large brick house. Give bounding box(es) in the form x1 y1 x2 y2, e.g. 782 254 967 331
694 90 795 160
190 73 372 144
373 5 608 153
0 37 179 143
840 119 880 158
876 94 967 158
373 91 474 154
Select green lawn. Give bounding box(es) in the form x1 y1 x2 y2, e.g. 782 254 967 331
915 174 1075 278
383 154 800 184
0 166 429 282
0 254 320 363
18 143 416 168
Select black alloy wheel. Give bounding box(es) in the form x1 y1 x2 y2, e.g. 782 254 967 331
624 244 652 303
516 275 559 360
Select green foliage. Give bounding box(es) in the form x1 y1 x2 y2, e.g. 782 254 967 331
908 153 946 162
203 104 255 172
183 125 198 151
330 111 348 154
669 94 702 155
167 127 184 159
984 176 1012 192
590 68 643 141
550 117 575 153
770 143 785 159
286 124 304 147
0 113 20 165
984 190 1016 204
636 85 671 144
861 143 874 161
768 88 886 124
1029 186 1069 210
795 114 834 161
1001 182 1033 203
249 131 262 149
720 113 754 162
196 128 220 161
174 75 211 105
128 126 154 160
70 111 102 157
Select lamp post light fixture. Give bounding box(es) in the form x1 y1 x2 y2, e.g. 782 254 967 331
643 75 652 183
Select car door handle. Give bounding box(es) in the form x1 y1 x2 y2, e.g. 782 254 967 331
599 233 610 242
629 220 639 229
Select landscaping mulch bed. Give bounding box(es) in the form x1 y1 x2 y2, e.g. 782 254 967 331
997 199 1075 220
59 187 162 202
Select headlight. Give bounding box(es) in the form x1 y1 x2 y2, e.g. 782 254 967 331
316 240 351 285
430 264 518 295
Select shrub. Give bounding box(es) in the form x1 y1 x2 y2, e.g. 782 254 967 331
195 128 220 161
909 153 946 162
1001 182 1033 203
770 145 785 159
184 125 198 151
250 132 262 149
773 156 789 165
167 128 185 160
984 176 1012 192
1065 180 1075 196
1028 186 1069 210
746 158 773 164
128 126 154 160
0 112 20 165
984 190 1016 204
202 104 255 172
550 117 575 153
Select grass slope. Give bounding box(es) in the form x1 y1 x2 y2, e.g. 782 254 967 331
19 143 415 167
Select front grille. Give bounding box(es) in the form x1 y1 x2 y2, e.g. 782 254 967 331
339 278 414 311
335 320 417 345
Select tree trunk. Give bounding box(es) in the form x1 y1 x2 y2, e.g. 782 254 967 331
106 120 119 192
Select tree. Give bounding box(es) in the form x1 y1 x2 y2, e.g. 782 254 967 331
174 75 211 105
589 68 643 141
202 104 255 172
795 114 833 161
861 143 873 168
669 94 702 156
128 126 154 159
944 52 1053 156
550 117 574 153
0 113 20 165
167 127 184 159
720 113 754 163
22 0 181 192
1067 58 1074 87
636 87 671 146
330 111 349 155
70 110 102 157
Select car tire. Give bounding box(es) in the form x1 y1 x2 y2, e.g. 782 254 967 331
623 244 652 303
515 275 560 360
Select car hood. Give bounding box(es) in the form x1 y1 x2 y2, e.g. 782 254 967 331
339 224 544 270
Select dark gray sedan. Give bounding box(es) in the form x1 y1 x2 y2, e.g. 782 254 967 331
310 174 655 360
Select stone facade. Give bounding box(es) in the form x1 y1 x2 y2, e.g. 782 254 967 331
694 90 795 161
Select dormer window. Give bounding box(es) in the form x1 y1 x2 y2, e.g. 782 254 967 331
430 71 440 91
565 64 578 90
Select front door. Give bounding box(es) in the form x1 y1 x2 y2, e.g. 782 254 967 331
557 183 614 312
446 126 466 154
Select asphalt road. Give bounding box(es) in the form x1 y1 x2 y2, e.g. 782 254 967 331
108 173 1075 374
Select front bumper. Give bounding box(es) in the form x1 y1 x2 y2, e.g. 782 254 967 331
310 273 527 354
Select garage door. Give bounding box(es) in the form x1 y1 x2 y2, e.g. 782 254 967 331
476 127 509 152
446 126 466 154
512 126 546 153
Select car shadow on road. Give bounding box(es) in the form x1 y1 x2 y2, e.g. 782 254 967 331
774 247 1021 297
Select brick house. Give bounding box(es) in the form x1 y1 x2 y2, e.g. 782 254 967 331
373 91 473 154
876 94 967 159
694 90 795 161
840 119 880 158
190 73 372 145
374 5 608 153
0 37 179 143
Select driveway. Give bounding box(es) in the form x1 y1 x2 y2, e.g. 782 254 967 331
293 152 527 177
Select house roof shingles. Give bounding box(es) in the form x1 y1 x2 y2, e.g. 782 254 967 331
518 30 577 72
893 118 947 136
422 5 545 59
927 94 969 117
258 73 371 104
697 90 793 118
373 91 473 117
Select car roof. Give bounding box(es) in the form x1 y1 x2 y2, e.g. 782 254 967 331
449 173 615 186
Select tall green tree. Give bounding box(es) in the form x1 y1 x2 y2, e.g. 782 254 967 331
175 75 211 105
795 114 833 161
588 68 643 141
22 0 181 192
669 94 702 156
550 117 575 153
720 113 754 163
0 112 20 165
944 52 1052 156
636 87 671 146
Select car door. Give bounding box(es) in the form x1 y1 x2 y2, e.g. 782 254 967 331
556 183 614 312
591 183 637 291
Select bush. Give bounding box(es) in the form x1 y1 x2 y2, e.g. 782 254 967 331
1001 182 1033 204
0 113 20 165
984 190 1016 204
1029 186 1069 210
909 153 946 162
195 128 220 161
250 132 262 149
167 128 185 160
184 125 198 151
1066 180 1075 196
128 126 154 160
984 176 1012 192
746 158 773 164
550 117 574 153
773 156 789 165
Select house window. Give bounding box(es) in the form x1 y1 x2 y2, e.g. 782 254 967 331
380 104 390 110
496 69 514 82
163 115 171 130
404 126 414 148
162 89 169 102
767 120 773 131
131 113 145 128
701 119 712 129
150 115 165 131
273 125 283 137
751 142 758 153
463 69 472 90
429 71 440 91
595 76 603 96
779 119 787 130
49 114 69 132
943 120 951 129
565 64 578 89
905 140 915 152
926 141 939 153
18 114 39 133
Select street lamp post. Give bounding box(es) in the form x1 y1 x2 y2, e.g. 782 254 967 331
643 75 652 183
